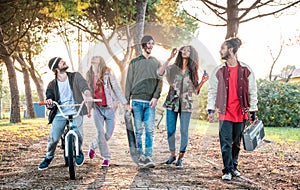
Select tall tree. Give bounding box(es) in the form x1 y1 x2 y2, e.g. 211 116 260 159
0 0 50 122
0 27 21 123
184 0 300 39
19 27 49 102
44 0 198 89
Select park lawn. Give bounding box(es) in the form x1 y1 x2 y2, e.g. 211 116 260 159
0 118 49 140
190 119 300 145
264 127 300 144
0 118 299 146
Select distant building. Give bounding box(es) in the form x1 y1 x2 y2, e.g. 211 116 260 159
272 68 300 83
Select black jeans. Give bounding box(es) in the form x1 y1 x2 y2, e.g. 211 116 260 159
219 120 245 174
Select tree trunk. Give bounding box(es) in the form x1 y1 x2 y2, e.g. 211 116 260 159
226 0 239 39
135 0 147 56
22 65 35 118
28 59 45 101
119 59 129 93
0 66 2 119
0 28 21 123
3 56 21 123
16 54 35 118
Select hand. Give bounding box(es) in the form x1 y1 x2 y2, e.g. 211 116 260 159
84 96 93 103
208 113 214 123
201 73 209 83
249 112 256 123
124 104 132 113
87 111 92 118
169 48 178 60
45 99 53 107
207 109 214 123
149 98 158 108
84 97 93 112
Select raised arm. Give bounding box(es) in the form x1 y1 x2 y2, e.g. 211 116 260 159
157 48 177 76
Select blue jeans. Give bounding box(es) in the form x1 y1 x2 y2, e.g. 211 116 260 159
219 120 245 174
132 100 156 158
91 105 116 160
166 109 192 153
46 115 83 159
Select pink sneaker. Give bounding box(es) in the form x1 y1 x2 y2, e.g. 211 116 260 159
88 148 95 159
101 160 110 167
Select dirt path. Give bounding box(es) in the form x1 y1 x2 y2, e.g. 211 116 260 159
0 114 299 189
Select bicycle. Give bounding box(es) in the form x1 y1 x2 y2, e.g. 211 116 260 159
39 99 100 180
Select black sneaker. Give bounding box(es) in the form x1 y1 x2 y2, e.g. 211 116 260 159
38 157 53 171
138 156 155 168
176 159 183 168
144 157 155 168
138 155 147 166
165 156 176 165
75 151 84 166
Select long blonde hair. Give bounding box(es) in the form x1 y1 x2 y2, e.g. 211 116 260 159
86 56 108 86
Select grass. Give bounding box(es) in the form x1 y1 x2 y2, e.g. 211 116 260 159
189 119 300 145
0 118 49 140
264 127 300 144
0 118 299 145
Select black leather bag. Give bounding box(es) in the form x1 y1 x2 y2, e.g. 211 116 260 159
243 120 265 151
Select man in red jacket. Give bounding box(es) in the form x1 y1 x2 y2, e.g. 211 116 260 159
207 38 258 180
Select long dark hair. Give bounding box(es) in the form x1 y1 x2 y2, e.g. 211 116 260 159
174 45 199 87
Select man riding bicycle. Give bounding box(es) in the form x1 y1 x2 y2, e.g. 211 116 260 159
38 57 92 171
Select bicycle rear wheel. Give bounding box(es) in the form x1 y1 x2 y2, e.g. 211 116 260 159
67 134 76 180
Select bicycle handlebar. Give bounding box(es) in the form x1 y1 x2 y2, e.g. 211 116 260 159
38 99 102 119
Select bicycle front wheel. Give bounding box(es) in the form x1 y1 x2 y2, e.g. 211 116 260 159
67 134 76 180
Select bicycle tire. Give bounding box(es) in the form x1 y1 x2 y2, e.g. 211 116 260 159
64 149 68 167
67 134 76 180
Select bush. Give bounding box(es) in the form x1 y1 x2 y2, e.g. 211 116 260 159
257 79 300 127
192 84 209 120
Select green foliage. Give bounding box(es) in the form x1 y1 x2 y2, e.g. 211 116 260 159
152 0 198 32
257 79 300 127
192 84 208 120
149 0 198 47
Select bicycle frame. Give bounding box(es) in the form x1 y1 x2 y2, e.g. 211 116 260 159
51 101 85 158
39 99 100 180
39 99 101 161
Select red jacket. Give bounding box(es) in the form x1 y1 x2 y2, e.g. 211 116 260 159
207 61 258 114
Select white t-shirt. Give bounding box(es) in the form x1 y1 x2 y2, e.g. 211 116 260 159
56 77 77 116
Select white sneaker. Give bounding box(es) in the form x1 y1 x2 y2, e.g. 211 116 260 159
232 169 241 177
222 173 232 180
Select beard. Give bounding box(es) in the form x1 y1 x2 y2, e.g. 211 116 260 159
221 51 230 60
59 65 69 72
143 47 152 54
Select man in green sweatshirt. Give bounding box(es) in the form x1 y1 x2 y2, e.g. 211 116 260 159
125 35 162 168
